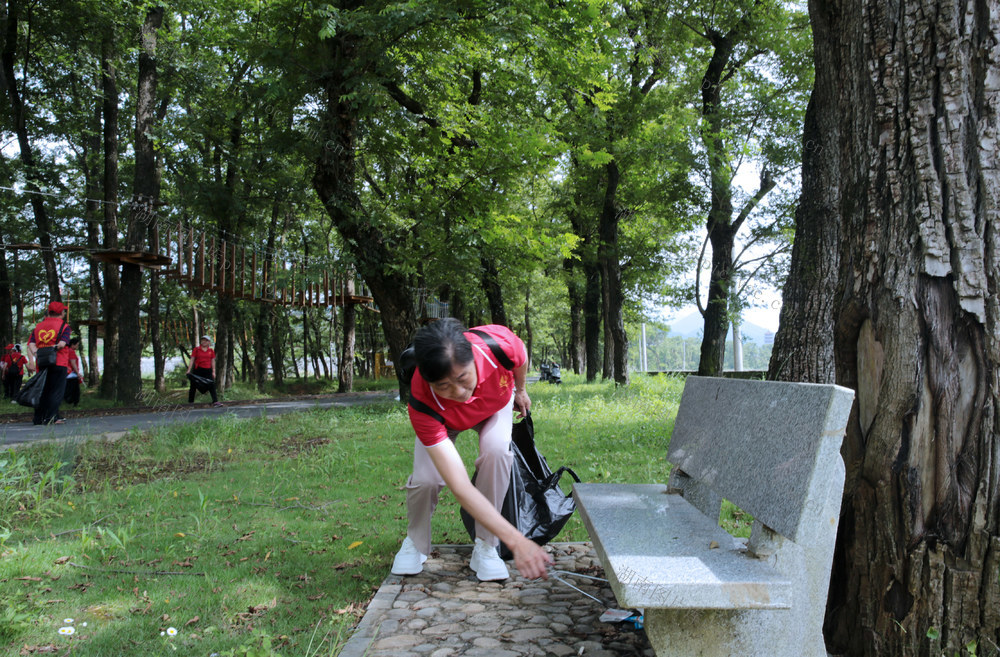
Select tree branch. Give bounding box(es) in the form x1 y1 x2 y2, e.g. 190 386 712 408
382 81 478 148
732 167 776 233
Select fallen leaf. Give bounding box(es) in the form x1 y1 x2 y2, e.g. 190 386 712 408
347 541 363 550
53 556 71 565
185 616 199 626
709 541 719 549
15 576 42 582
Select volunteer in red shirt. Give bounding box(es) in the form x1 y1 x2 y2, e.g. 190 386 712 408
62 337 84 406
186 335 221 406
2 344 28 400
391 318 551 582
27 301 71 425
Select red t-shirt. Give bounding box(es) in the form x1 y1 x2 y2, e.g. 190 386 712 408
3 353 26 375
30 317 71 348
59 346 79 373
192 346 215 370
408 325 526 448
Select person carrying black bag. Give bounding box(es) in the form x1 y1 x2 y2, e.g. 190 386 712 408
27 301 71 425
391 318 552 582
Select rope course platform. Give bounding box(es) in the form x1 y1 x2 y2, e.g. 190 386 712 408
4 221 376 310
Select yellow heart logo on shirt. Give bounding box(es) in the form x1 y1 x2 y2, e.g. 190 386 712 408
38 329 56 344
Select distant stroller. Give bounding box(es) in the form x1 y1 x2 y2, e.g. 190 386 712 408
539 360 562 384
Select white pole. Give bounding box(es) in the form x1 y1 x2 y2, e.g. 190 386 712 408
733 320 744 372
640 323 647 372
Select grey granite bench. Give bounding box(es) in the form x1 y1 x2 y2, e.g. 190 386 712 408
573 376 854 657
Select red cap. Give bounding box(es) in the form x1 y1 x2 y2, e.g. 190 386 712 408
4 344 11 350
47 301 67 313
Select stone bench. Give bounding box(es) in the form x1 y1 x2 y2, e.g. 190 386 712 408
573 375 854 657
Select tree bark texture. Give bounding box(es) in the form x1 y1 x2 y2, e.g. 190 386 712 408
814 1 1000 655
767 2 842 385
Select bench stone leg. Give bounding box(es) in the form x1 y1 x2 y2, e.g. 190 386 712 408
644 607 827 657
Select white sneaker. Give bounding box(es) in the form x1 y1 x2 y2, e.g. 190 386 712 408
391 536 427 576
469 537 509 581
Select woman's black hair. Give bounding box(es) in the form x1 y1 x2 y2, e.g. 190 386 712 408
68 337 81 347
413 317 473 383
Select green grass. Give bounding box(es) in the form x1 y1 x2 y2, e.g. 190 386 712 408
0 373 749 656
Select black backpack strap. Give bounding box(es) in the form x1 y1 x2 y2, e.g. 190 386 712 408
408 395 445 425
468 329 515 370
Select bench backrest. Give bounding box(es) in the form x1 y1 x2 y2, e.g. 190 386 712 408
667 376 855 544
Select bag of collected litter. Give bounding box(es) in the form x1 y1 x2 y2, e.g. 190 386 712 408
15 369 48 409
186 372 213 394
461 413 580 559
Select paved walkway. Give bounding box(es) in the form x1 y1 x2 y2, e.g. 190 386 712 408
0 391 397 447
339 542 653 657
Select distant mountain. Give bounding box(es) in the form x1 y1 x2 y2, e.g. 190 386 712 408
665 312 774 345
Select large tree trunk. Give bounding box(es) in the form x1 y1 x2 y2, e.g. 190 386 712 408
0 1 60 300
767 22 841 385
312 28 418 399
117 5 164 404
99 37 121 400
807 2 1000 655
598 160 629 385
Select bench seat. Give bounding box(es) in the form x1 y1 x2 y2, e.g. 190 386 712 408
574 483 792 610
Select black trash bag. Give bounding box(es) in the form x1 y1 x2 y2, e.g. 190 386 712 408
461 413 580 560
14 369 48 409
186 372 213 394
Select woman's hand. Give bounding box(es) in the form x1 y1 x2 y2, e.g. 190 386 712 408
510 536 552 580
513 388 531 418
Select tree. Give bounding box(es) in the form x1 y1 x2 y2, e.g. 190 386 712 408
773 1 1000 655
0 0 63 302
766 3 838 384
682 1 811 376
117 2 165 404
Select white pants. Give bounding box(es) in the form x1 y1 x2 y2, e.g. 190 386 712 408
405 396 514 555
